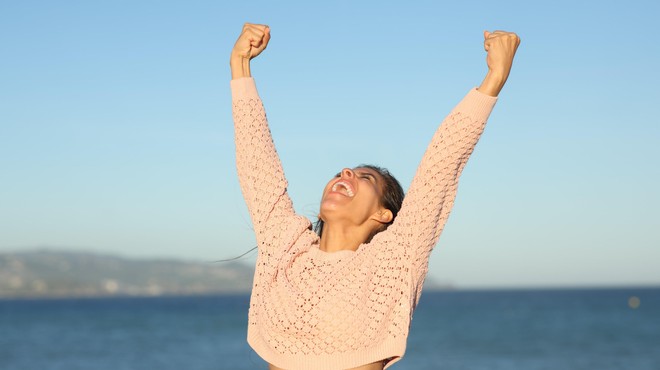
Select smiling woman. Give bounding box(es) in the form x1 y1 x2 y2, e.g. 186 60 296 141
315 165 405 246
229 22 519 370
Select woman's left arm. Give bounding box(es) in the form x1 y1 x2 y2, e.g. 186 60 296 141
378 31 520 285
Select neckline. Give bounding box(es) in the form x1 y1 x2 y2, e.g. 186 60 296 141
308 242 358 261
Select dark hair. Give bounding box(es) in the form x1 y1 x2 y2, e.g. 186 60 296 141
313 164 405 242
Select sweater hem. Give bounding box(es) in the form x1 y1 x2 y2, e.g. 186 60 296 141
230 76 259 100
457 87 498 120
248 328 406 370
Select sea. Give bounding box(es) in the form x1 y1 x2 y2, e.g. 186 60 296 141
1 287 659 370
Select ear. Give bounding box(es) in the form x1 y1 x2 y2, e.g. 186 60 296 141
370 208 393 225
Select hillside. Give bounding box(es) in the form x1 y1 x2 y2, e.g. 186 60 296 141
0 250 255 298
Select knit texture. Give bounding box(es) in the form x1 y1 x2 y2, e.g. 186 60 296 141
231 77 497 370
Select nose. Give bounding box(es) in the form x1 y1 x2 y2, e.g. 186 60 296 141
341 168 354 179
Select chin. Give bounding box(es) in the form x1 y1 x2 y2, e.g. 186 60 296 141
319 203 346 221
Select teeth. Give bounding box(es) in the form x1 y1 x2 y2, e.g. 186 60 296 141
332 181 354 197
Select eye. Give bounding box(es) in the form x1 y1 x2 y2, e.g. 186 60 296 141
358 173 376 183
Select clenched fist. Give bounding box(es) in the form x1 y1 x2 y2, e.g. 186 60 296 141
478 30 521 97
231 23 271 61
484 31 520 78
230 23 271 79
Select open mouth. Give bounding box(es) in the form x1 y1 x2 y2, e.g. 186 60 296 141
331 181 355 197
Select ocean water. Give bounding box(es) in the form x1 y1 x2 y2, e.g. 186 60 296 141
1 288 658 370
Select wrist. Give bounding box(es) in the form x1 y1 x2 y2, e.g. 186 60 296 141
478 70 508 97
230 50 250 62
230 54 251 79
486 69 507 85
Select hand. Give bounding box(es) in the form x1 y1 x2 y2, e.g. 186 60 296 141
231 23 271 61
484 30 520 78
478 30 521 97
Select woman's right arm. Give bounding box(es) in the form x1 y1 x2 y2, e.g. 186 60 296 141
230 24 307 252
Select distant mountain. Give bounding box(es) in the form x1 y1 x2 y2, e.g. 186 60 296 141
0 250 255 298
0 249 452 299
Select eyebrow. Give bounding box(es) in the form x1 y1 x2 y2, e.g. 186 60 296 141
356 171 378 183
333 170 379 183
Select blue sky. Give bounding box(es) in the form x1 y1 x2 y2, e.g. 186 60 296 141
1 0 658 288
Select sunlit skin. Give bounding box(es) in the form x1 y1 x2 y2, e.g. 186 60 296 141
230 22 519 370
318 167 394 253
269 362 385 370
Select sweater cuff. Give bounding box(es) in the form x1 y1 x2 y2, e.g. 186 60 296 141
230 77 260 101
453 87 498 120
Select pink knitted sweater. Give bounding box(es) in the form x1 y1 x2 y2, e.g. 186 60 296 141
231 77 497 369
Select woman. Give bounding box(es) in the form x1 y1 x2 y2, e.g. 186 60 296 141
230 23 519 370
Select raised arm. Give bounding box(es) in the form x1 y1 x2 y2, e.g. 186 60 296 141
379 31 520 283
230 23 305 252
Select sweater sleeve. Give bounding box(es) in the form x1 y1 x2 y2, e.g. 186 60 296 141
378 88 497 286
231 77 305 252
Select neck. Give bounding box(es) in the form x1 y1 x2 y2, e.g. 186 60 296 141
318 222 374 253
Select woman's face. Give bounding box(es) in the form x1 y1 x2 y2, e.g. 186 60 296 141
319 167 388 228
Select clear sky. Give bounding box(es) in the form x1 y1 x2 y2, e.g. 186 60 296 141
1 0 658 289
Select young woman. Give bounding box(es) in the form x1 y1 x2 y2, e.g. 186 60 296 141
229 23 519 370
